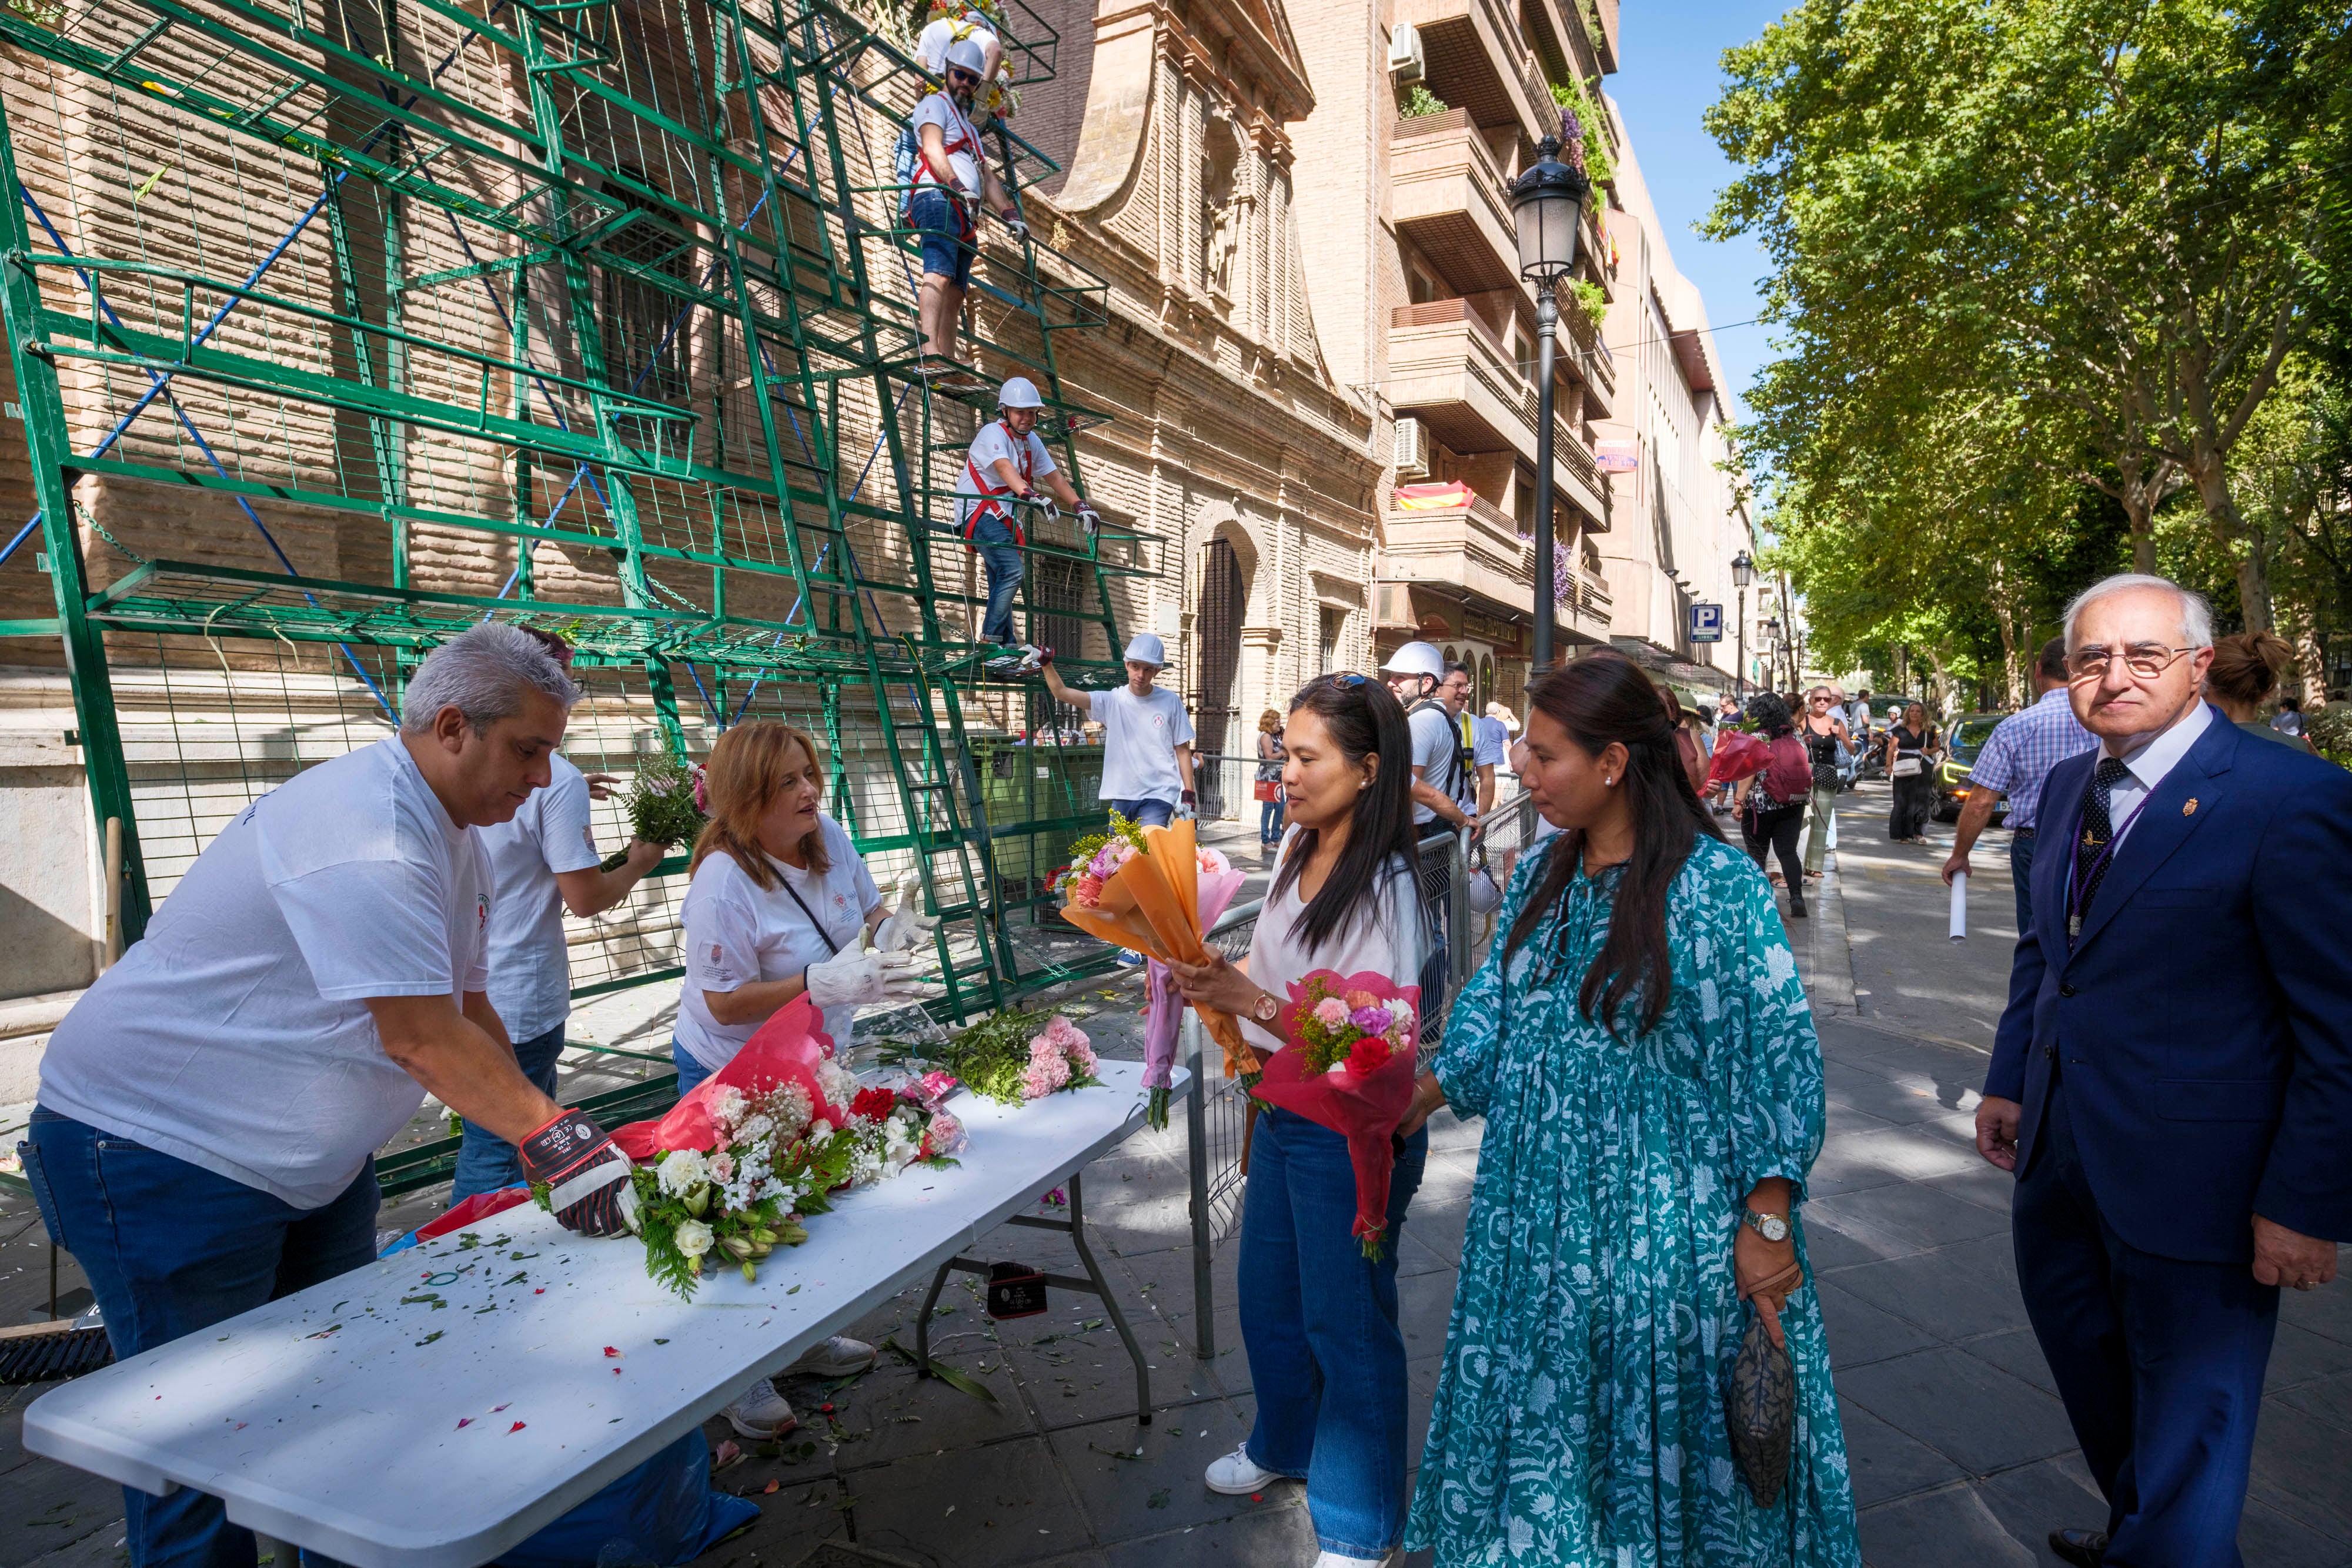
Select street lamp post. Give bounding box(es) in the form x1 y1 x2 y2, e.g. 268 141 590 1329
1730 550 1753 704
1509 134 1590 675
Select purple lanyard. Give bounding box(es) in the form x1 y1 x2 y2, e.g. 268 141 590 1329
2064 785 2153 940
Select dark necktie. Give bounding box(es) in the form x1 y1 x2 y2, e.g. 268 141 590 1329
2070 757 2134 937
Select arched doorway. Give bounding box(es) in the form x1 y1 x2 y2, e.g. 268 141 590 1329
1478 653 1495 711
1195 536 1247 814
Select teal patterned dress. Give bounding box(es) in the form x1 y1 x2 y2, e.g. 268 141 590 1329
1404 834 1861 1567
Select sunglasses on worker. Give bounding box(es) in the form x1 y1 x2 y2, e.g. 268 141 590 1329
945 65 980 84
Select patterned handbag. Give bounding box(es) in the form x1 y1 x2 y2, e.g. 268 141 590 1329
1723 1306 1795 1506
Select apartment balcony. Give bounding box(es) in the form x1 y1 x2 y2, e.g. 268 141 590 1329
1392 110 1518 295
1389 299 1610 524
1379 489 1534 615
1399 0 1552 143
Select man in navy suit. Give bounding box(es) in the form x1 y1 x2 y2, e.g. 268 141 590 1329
1976 573 2352 1568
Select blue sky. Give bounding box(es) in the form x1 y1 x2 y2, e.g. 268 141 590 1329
1605 0 1790 421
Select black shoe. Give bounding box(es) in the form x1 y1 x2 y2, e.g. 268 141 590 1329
2048 1528 2107 1568
1788 895 1809 920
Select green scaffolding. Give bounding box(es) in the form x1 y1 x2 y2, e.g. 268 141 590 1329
0 0 1158 1037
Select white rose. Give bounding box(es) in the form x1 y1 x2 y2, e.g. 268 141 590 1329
657 1149 709 1196
673 1219 714 1258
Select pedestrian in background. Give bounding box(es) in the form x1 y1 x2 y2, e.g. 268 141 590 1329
1256 707 1288 850
1166 674 1428 1568
2206 631 2313 753
1883 703 1937 842
1976 574 2352 1567
1662 684 1710 797
1736 692 1812 918
1799 686 1850 882
1940 638 2096 932
2271 693 2307 740
1398 656 1859 1567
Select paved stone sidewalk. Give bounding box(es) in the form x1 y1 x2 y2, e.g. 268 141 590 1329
0 791 2345 1568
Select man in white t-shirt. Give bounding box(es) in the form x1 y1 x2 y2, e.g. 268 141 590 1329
24 624 642 1568
1040 633 1197 827
1438 663 1506 818
957 376 1100 673
908 36 1023 376
455 631 669 1199
1041 633 1195 966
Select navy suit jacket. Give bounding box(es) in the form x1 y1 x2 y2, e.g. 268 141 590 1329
1984 706 2352 1263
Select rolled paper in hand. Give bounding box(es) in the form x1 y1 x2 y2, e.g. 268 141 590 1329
1949 870 1966 941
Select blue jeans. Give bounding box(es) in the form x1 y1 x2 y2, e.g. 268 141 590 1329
976 539 1024 646
673 1041 716 1098
1107 796 1174 828
2010 828 2037 934
1259 797 1285 844
1239 1107 1428 1559
20 1109 378 1568
451 1022 566 1200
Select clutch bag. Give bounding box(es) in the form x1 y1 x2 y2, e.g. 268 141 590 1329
1723 1306 1795 1506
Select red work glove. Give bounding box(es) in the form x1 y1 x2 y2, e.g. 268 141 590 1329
519 1109 639 1237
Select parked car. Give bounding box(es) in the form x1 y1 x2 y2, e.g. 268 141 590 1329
1933 711 2012 823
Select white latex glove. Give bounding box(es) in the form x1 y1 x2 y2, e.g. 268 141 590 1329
873 875 941 954
805 948 925 1009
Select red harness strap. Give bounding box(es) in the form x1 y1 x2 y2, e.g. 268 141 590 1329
913 97 980 238
960 418 1031 548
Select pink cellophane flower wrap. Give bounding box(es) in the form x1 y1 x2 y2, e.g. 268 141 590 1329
612 996 843 1160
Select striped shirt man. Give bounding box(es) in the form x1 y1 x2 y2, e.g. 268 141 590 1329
1967 687 2098 831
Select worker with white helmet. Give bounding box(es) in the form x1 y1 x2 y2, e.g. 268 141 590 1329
957 375 1100 673
1043 631 1196 964
908 35 1024 377
1380 640 1478 833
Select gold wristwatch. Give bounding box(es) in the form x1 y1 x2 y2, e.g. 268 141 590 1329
1250 992 1279 1024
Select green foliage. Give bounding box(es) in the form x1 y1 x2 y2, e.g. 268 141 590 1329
900 1009 1101 1105
620 755 705 849
1401 85 1448 119
1545 78 1615 192
1706 0 2349 683
2307 706 2352 766
1568 279 1608 332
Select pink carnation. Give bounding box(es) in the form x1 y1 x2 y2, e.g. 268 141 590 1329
1197 847 1230 875
709 1151 735 1183
1344 989 1378 1011
1021 1054 1070 1098
1073 874 1105 905
926 1111 967 1155
690 764 709 813
1313 997 1351 1029
1064 1038 1098 1076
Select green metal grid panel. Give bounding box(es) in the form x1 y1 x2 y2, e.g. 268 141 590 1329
0 0 1150 1016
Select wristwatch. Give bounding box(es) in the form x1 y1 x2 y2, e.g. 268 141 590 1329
1740 1208 1792 1243
1250 992 1279 1024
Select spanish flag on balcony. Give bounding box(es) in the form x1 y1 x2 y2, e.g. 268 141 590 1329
1393 481 1474 510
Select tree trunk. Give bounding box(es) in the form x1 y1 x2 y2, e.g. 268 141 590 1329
2185 450 2270 631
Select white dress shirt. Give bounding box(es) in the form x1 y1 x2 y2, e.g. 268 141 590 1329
2097 700 2213 851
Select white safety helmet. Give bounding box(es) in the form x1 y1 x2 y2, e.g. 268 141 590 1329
1123 632 1167 667
998 376 1044 411
944 35 988 77
1379 640 1445 682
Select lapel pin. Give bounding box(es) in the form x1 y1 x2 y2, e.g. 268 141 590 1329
2182 798 2198 816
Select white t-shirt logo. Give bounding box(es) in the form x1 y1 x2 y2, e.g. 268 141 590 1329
710 942 724 966
477 894 489 932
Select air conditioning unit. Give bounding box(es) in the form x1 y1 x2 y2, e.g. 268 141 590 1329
1374 582 1416 628
1392 416 1429 477
1387 22 1425 83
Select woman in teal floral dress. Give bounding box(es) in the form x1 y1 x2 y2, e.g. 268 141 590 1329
1400 656 1860 1566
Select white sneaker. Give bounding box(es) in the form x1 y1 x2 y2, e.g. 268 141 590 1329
1313 1554 1394 1567
786 1333 877 1380
1204 1444 1284 1496
1114 948 1145 967
720 1376 798 1439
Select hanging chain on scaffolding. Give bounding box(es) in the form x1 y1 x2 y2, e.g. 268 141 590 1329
76 499 148 566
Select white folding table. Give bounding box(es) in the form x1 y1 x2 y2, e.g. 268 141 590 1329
24 1062 1185 1568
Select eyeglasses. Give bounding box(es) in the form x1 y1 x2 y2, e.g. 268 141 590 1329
2064 644 2200 681
945 66 980 83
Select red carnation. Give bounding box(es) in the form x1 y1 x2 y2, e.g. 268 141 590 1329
1346 1037 1392 1078
850 1086 898 1124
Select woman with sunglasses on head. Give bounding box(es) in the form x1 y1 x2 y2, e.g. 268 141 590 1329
1165 673 1430 1568
1398 656 1859 1568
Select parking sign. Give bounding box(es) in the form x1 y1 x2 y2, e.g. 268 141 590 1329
1689 602 1724 643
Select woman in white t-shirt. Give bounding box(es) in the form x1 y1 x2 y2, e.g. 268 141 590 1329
1165 673 1429 1567
671 719 928 1440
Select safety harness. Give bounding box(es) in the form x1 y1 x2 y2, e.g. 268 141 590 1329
960 417 1034 549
